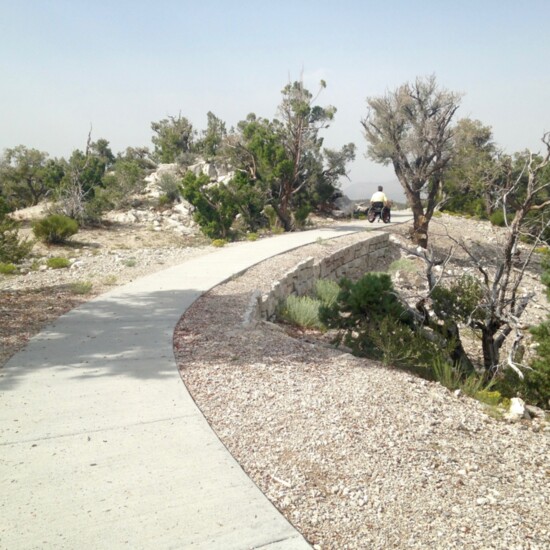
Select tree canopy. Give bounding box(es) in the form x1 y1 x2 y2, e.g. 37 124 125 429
362 74 461 247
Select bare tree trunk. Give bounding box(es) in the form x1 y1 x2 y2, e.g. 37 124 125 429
481 326 501 374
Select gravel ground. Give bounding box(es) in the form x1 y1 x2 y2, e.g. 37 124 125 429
175 219 550 550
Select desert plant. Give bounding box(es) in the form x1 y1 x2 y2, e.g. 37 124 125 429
32 214 79 244
0 207 34 263
69 281 93 294
431 358 461 389
158 172 181 204
211 239 227 247
263 205 278 230
474 389 504 407
46 256 70 269
280 295 323 329
246 232 259 241
369 316 440 368
431 357 492 400
180 172 238 239
320 273 412 357
293 204 311 229
314 279 340 308
489 209 506 227
102 275 118 285
0 262 17 275
122 258 137 267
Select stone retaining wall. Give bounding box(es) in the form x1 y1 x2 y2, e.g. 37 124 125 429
257 232 391 321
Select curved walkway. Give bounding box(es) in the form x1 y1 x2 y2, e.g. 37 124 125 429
1 213 411 549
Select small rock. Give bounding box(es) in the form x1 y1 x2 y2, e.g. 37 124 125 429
504 397 531 422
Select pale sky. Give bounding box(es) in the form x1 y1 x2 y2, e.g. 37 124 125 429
1 0 549 200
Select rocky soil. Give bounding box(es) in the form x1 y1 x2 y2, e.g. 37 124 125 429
175 214 550 549
2 211 549 549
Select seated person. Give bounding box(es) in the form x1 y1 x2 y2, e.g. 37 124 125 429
369 186 391 222
370 185 389 208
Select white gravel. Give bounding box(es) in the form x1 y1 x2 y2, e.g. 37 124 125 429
175 229 550 550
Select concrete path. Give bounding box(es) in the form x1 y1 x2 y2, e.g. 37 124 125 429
1 213 411 549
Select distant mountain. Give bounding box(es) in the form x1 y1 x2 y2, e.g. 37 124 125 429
341 179 405 202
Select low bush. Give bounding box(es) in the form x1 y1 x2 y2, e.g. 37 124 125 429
320 273 411 357
69 281 93 295
46 257 70 269
211 239 227 247
431 358 494 401
314 279 340 308
158 172 181 204
32 214 79 244
280 295 323 330
293 204 311 229
489 210 506 227
0 262 17 275
0 209 34 263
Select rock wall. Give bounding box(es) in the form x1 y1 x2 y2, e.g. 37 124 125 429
256 232 390 321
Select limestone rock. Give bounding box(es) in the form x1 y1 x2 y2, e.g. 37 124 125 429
504 397 531 422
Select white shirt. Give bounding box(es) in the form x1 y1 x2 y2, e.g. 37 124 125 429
371 191 388 204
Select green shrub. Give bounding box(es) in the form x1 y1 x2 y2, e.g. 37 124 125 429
211 239 227 247
369 316 432 367
314 279 340 308
69 281 93 294
122 258 137 267
246 232 259 241
32 214 79 244
431 275 484 324
431 358 492 399
475 389 503 407
489 210 506 227
263 205 278 230
320 273 412 357
180 172 237 239
0 210 34 263
280 295 323 330
431 358 463 390
73 158 145 216
158 172 181 204
0 262 17 275
157 194 172 208
46 257 70 269
293 204 311 229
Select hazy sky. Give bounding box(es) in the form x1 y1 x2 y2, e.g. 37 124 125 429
1 0 549 200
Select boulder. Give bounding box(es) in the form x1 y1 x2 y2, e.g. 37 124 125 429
504 397 531 422
332 195 356 218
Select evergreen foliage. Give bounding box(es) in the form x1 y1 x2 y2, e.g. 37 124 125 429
32 214 79 244
180 172 237 239
320 273 411 357
0 146 64 208
280 295 324 329
0 200 33 263
362 75 461 247
151 114 195 163
46 256 71 269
